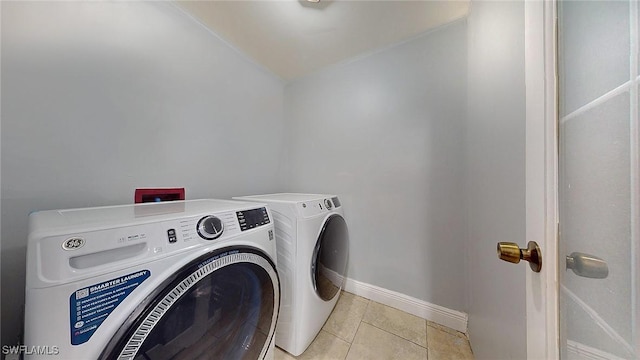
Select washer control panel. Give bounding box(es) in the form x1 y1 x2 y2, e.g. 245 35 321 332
32 202 274 285
236 207 270 231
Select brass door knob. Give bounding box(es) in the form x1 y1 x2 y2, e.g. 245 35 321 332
497 241 542 272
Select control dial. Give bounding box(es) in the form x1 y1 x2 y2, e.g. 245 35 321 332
197 215 224 240
324 199 333 210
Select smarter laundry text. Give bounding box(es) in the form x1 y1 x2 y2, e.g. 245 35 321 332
69 270 150 345
88 270 148 294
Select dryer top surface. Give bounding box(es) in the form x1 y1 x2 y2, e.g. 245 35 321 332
234 193 335 204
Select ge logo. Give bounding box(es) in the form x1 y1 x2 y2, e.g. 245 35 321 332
62 237 85 251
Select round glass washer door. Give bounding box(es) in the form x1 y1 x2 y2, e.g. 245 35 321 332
311 214 349 301
100 247 280 360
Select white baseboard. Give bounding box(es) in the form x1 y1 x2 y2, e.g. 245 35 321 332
342 277 468 333
566 340 628 360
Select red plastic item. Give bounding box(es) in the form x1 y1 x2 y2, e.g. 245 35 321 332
135 188 185 203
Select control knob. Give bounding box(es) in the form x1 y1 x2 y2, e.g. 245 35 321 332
324 199 333 210
197 215 224 240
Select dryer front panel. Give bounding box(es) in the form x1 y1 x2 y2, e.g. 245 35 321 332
311 214 349 301
99 247 280 360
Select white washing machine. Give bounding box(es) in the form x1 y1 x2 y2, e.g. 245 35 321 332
232 193 349 356
24 199 280 360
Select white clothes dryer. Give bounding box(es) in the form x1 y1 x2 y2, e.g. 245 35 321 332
232 193 349 356
24 199 280 360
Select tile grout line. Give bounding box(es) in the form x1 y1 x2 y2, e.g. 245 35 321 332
425 321 430 351
361 319 429 350
343 310 367 360
362 298 426 347
427 322 468 339
322 292 371 344
344 297 372 359
322 323 351 344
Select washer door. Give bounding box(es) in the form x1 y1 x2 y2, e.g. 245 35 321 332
311 214 349 301
100 247 279 360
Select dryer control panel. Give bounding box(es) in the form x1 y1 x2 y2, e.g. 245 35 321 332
298 197 341 218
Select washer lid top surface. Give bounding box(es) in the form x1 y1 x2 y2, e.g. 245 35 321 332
28 199 267 236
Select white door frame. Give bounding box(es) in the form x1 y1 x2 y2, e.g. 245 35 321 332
524 0 559 359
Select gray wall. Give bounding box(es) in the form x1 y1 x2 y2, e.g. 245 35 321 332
466 1 526 358
283 20 468 311
1 1 285 346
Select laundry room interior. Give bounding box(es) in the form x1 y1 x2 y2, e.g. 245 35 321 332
0 0 542 358
2 0 636 359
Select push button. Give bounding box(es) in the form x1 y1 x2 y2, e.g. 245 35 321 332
167 229 177 243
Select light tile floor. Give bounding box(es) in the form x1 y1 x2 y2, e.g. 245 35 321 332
275 291 474 360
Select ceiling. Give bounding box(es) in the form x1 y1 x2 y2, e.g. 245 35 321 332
175 0 470 81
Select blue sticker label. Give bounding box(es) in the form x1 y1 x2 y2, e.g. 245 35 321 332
69 270 150 345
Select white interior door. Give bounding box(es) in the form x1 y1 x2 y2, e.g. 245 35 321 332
524 1 559 359
557 0 639 359
525 1 639 359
